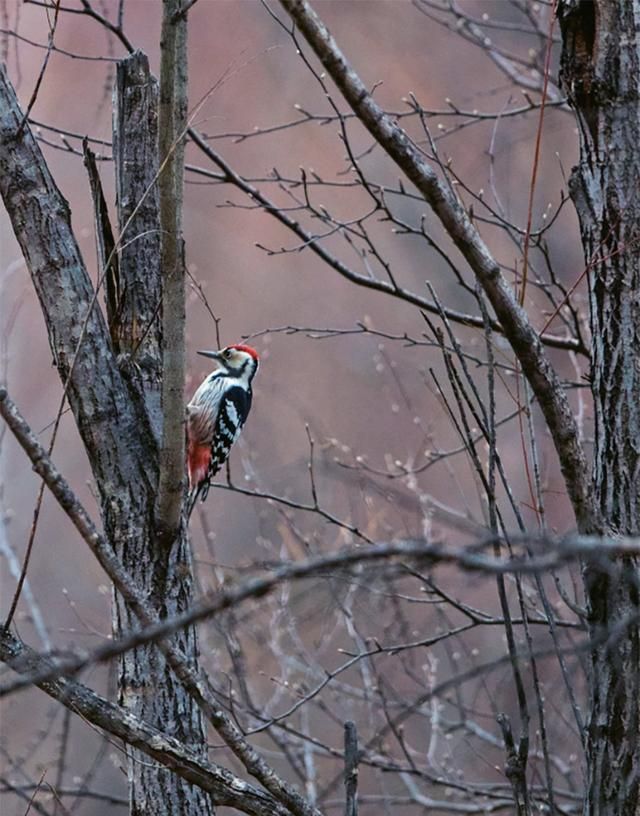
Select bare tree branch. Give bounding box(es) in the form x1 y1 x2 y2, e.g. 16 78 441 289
188 129 587 357
6 4 637 812
0 629 292 816
0 392 634 705
343 722 359 816
278 0 593 533
0 63 156 491
109 50 211 815
83 139 119 349
0 386 322 816
156 0 188 542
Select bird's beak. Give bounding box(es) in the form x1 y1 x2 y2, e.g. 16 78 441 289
197 349 223 360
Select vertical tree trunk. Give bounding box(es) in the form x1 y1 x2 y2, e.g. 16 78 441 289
156 0 188 543
0 50 212 815
558 3 640 812
112 50 163 437
112 52 213 816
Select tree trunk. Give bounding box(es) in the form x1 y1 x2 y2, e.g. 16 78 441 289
558 3 640 812
111 52 213 816
0 55 213 816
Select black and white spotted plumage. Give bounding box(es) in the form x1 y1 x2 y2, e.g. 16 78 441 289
203 384 251 498
186 344 259 513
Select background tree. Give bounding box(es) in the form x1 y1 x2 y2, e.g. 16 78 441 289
0 2 637 815
558 3 640 810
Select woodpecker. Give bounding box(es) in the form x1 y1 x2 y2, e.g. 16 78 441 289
186 343 259 512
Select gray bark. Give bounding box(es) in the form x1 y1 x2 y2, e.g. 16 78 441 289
558 2 640 813
2 54 319 816
83 140 120 354
343 721 359 816
0 630 290 816
0 59 212 816
113 50 163 438
156 0 188 543
111 52 212 816
0 380 320 816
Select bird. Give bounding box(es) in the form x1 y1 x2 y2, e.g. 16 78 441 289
186 343 259 514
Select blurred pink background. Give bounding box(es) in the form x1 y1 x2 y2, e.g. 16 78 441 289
1 2 589 812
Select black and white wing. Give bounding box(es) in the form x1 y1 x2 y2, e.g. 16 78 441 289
209 386 252 476
193 385 252 503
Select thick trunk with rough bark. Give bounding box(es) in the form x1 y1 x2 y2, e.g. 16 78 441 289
559 2 640 812
112 52 213 816
0 54 212 816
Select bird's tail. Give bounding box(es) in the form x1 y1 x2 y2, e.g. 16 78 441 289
185 489 199 521
185 480 210 521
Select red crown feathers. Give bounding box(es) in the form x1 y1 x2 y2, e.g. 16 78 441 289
228 344 259 360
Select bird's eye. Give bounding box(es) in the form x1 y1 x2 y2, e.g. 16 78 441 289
223 350 231 358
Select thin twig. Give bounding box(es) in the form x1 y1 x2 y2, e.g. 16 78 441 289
519 0 557 306
17 0 61 134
